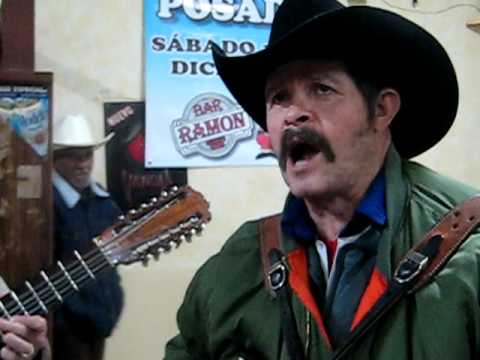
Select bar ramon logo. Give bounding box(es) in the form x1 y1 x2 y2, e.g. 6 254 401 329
171 93 254 158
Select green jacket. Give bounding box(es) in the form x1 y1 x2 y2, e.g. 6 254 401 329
165 148 480 359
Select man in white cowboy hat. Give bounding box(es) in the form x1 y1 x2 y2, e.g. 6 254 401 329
164 0 480 359
52 114 123 360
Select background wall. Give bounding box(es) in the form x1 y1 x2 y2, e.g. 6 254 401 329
34 0 480 359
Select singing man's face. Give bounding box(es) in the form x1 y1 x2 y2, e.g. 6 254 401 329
265 60 389 201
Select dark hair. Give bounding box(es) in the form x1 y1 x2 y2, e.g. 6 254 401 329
350 75 382 121
341 60 396 121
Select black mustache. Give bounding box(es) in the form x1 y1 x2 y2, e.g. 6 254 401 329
279 127 335 170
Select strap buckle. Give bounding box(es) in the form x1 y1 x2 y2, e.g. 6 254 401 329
393 251 429 284
267 260 288 294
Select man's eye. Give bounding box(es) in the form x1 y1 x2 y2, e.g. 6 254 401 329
269 90 289 105
313 83 334 94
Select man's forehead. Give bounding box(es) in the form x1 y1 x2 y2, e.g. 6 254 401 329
265 60 346 89
55 147 94 158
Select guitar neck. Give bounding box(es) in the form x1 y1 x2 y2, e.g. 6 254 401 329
0 246 112 318
0 186 212 318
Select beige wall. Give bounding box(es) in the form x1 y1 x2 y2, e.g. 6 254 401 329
34 0 480 359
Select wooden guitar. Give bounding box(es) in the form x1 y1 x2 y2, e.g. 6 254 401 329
0 185 211 318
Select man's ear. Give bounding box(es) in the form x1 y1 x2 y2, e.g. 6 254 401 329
373 88 401 131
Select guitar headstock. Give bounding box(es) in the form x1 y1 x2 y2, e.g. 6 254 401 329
95 185 211 266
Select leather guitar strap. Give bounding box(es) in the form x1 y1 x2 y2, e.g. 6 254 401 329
260 214 306 360
332 195 480 359
259 196 480 360
259 214 282 295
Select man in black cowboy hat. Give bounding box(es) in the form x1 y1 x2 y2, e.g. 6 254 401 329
165 0 479 359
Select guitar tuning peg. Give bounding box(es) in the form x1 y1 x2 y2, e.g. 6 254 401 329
170 185 179 193
179 234 187 242
129 209 137 215
142 256 150 267
169 240 178 248
169 226 180 235
190 228 197 236
150 197 158 204
190 216 199 223
161 190 169 198
118 215 126 221
140 203 149 209
152 250 160 261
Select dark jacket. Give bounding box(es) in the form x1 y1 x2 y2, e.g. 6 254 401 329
53 184 124 360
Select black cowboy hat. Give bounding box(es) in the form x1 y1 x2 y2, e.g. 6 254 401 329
211 0 458 158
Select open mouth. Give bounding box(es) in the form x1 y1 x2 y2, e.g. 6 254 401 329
289 141 320 165
74 173 90 182
280 127 335 171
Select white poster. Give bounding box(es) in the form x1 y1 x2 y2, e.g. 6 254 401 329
145 0 282 168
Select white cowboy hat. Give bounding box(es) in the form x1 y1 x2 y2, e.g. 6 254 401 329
53 114 114 150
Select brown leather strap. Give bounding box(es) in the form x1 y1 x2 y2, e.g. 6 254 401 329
259 197 480 360
259 196 480 292
410 195 480 291
260 215 307 359
333 195 480 359
259 214 282 295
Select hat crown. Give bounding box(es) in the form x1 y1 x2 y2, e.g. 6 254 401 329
53 114 113 150
269 0 344 45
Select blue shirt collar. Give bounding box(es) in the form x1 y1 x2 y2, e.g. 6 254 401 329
355 169 387 226
282 169 387 242
53 171 109 209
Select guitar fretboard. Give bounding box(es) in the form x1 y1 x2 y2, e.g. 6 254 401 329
0 247 112 318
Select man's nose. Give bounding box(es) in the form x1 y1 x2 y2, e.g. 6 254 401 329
76 157 91 167
284 103 311 127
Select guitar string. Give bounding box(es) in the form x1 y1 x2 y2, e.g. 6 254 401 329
5 260 110 315
26 253 109 311
2 206 200 316
16 219 187 315
4 249 111 316
4 226 137 316
25 261 113 316
3 242 119 316
16 261 110 316
3 221 186 316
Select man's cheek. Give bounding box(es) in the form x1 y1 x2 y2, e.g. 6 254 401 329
271 141 281 156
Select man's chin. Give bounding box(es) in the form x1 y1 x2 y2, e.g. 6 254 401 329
285 177 313 199
289 185 311 199
284 171 329 199
71 179 90 192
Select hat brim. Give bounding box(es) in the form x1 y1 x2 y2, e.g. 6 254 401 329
212 6 458 158
53 132 115 151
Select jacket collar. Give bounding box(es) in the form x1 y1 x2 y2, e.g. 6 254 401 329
374 145 410 279
53 171 109 209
